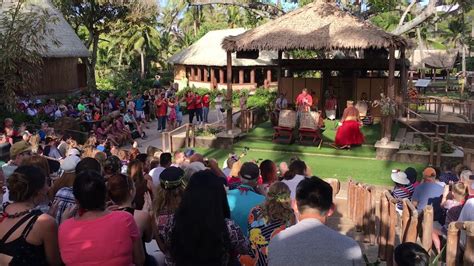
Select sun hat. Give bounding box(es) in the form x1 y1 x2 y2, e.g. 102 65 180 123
160 167 185 190
240 162 260 180
391 170 410 185
423 167 437 178
10 141 31 158
60 155 81 173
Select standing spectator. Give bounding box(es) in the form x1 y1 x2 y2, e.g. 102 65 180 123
195 92 203 125
214 92 224 122
202 92 210 123
227 162 265 236
185 91 196 124
241 182 296 266
167 97 177 130
175 99 183 127
134 93 145 122
155 93 168 133
390 170 414 213
0 166 61 266
58 170 145 265
153 75 162 89
281 160 307 200
143 90 151 122
152 167 186 264
268 176 363 265
149 153 172 188
170 170 250 265
412 167 444 218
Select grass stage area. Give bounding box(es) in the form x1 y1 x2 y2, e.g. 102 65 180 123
196 120 423 187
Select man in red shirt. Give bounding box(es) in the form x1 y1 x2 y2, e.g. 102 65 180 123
202 93 210 123
155 93 168 132
186 91 196 124
194 93 203 125
296 88 313 113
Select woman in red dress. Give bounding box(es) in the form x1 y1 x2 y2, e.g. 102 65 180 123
335 101 365 149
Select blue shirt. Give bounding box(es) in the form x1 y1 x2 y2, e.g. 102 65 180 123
135 98 145 111
412 182 444 221
227 185 265 237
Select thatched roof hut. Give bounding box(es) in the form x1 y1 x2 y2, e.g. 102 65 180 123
0 0 89 95
170 28 277 67
222 0 407 52
409 49 458 70
0 0 90 58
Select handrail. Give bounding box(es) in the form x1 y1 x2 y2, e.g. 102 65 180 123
409 96 472 123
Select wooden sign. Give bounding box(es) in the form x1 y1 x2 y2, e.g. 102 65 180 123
300 111 319 130
278 110 296 128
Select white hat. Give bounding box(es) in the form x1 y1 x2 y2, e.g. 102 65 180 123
67 148 81 157
391 170 410 185
60 155 81 173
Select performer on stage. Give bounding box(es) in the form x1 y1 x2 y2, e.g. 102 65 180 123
324 92 337 120
296 88 312 114
334 101 365 149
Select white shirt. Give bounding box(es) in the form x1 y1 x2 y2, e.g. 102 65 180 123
149 166 166 188
282 174 306 200
215 96 223 109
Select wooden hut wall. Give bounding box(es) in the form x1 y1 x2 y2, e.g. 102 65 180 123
33 58 80 95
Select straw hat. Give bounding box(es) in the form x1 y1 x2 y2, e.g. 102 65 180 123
391 170 410 185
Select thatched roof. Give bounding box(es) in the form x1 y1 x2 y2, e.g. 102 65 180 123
222 0 407 52
409 49 458 70
169 28 277 67
0 0 90 58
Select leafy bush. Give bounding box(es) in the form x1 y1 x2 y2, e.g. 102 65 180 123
195 126 223 137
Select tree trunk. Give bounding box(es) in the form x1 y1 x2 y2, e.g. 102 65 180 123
140 50 145 80
86 33 99 91
391 0 437 36
461 44 466 96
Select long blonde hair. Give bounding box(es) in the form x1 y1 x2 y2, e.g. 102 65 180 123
153 185 185 216
263 182 295 223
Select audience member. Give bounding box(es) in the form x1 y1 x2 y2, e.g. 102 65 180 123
127 160 153 210
170 170 250 265
405 167 420 188
259 159 278 194
149 152 172 188
227 162 265 236
391 170 414 212
268 176 363 265
412 167 444 218
394 242 429 266
58 170 145 265
281 160 307 200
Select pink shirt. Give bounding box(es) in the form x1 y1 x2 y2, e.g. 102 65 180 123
59 211 139 266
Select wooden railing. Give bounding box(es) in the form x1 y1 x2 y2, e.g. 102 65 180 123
346 180 376 245
416 96 473 123
161 123 195 152
378 190 397 266
401 199 418 243
447 221 474 266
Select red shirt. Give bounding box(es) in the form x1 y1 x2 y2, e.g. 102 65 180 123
296 93 313 111
195 95 203 109
202 95 210 108
155 99 168 116
186 96 195 110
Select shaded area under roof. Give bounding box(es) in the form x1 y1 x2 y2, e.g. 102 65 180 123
222 0 407 52
409 49 459 70
169 28 278 67
0 0 90 58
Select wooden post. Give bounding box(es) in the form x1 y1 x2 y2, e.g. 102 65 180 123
386 199 396 266
378 193 388 260
190 67 195 81
347 180 353 218
356 186 363 231
400 46 407 98
219 69 225 84
226 51 233 131
267 69 272 83
465 222 474 265
250 69 255 84
162 132 167 152
203 67 208 82
185 124 190 147
402 200 409 242
277 51 282 91
368 188 376 245
210 68 215 89
363 187 370 242
197 67 202 81
422 205 433 253
384 46 396 140
239 69 244 84
446 222 459 266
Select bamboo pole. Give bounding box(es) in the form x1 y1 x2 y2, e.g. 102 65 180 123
422 205 433 253
446 222 459 266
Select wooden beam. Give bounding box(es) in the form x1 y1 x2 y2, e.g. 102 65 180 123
383 46 396 141
279 59 405 71
219 69 224 84
203 67 208 82
277 50 282 91
400 47 407 97
190 67 195 81
210 68 215 89
239 69 244 84
226 51 233 131
250 69 255 84
197 67 202 81
266 69 272 82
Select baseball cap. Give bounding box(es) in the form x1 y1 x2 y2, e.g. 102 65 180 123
391 170 410 185
240 162 260 180
423 167 437 178
160 167 185 190
10 141 31 158
184 148 195 158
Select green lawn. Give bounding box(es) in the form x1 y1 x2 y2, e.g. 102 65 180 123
195 147 424 186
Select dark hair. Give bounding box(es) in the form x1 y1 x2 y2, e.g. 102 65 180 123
394 242 429 266
171 170 231 265
433 167 441 180
260 159 276 184
8 166 46 202
296 176 332 214
284 160 307 180
104 156 121 175
107 173 133 205
136 153 148 164
73 170 106 211
76 157 102 174
160 152 172 167
405 167 418 184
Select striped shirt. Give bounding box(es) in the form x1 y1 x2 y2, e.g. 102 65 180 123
53 187 76 224
392 184 414 210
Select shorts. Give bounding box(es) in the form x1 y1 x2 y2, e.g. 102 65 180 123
135 111 145 120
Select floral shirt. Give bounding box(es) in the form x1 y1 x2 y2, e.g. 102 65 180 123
156 214 250 265
241 206 294 266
